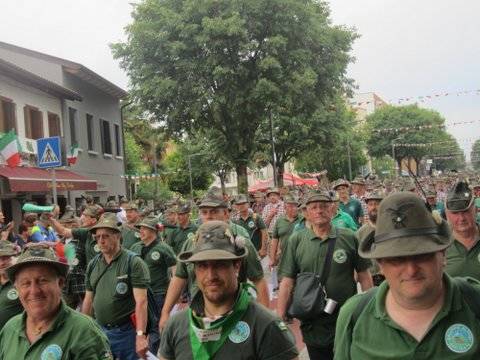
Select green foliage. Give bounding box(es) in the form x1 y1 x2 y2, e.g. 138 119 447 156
124 132 148 174
112 0 357 192
135 180 172 202
365 105 449 164
471 140 480 170
371 155 395 178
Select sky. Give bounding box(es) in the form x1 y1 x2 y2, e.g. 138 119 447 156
1 0 479 160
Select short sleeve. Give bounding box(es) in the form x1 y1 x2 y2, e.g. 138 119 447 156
130 256 150 288
258 320 299 360
72 228 89 243
75 320 113 359
160 243 177 267
257 216 267 230
159 316 176 359
351 234 371 272
278 233 299 278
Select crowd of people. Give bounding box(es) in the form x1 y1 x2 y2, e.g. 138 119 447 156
0 172 480 359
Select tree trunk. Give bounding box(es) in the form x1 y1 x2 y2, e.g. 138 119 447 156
236 163 248 194
218 171 227 195
276 162 285 187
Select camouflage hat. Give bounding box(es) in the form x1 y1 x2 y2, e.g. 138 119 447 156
178 221 247 263
198 193 227 208
89 213 121 233
266 187 280 196
82 204 104 219
359 192 452 259
234 194 249 205
305 190 333 204
425 189 437 198
0 240 17 257
6 244 69 282
176 202 191 214
332 178 350 190
136 215 160 232
104 200 121 213
351 177 366 186
364 190 385 202
165 199 178 208
446 181 474 212
283 194 299 205
123 201 138 211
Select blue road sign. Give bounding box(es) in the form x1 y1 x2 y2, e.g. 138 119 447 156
37 137 62 168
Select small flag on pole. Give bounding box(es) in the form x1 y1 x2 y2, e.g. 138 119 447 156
67 143 79 165
0 130 20 167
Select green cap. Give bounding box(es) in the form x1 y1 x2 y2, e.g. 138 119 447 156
176 202 191 214
89 213 121 233
425 189 437 198
234 194 249 205
283 194 299 205
359 192 452 259
6 244 69 282
123 201 138 211
199 193 227 208
446 181 474 212
351 177 366 186
0 240 18 256
364 190 385 202
178 221 247 263
332 178 350 190
305 190 333 204
136 215 160 231
266 187 280 196
83 204 104 219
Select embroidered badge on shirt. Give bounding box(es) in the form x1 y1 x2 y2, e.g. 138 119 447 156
116 281 129 295
445 323 474 353
228 321 250 343
6 289 18 300
41 344 63 360
94 244 100 253
151 251 160 261
248 221 255 229
333 249 347 264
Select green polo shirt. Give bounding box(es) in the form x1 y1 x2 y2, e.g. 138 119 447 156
0 301 112 360
234 214 267 251
85 249 150 326
0 281 23 330
130 239 177 295
332 210 358 231
121 224 140 250
176 232 264 298
339 198 364 227
161 224 177 243
445 238 480 280
273 215 301 266
334 275 480 359
160 296 298 360
72 227 99 266
166 223 198 255
279 225 371 347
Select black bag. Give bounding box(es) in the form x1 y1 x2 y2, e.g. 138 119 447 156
287 236 336 320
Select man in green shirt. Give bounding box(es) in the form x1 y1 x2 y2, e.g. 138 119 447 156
131 214 177 354
159 221 298 360
445 181 480 280
0 240 22 330
335 191 480 359
159 192 269 332
0 244 112 359
234 194 268 256
277 190 372 360
166 202 197 255
333 179 364 227
121 202 141 250
330 198 358 232
82 214 151 360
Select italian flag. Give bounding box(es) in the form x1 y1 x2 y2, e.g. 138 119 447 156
0 130 20 167
67 143 79 165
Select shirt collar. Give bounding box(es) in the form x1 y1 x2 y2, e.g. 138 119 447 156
307 225 337 241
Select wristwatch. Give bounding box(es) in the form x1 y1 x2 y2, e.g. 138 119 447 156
136 330 145 336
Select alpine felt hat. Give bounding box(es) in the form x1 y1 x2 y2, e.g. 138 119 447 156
445 181 474 212
266 187 280 196
359 192 452 259
136 215 160 232
0 240 18 257
6 244 69 282
89 213 121 233
305 190 333 204
178 221 247 263
198 193 227 208
234 194 249 205
332 178 350 190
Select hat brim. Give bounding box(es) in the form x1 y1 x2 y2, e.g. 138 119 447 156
89 225 121 233
136 224 157 231
0 250 17 257
359 233 452 259
178 248 247 263
445 197 474 213
7 259 69 282
199 202 226 208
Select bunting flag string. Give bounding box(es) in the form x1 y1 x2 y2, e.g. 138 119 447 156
371 119 480 134
393 138 478 148
350 89 480 107
121 174 161 180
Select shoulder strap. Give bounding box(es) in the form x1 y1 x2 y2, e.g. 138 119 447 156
319 230 337 285
456 277 480 319
87 253 105 295
350 287 378 328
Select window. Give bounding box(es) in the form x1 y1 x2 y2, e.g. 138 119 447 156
86 114 94 151
69 107 77 145
24 105 43 139
0 97 17 133
48 112 61 137
114 124 121 156
100 119 112 155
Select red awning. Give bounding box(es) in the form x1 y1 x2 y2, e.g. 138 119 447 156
0 166 97 192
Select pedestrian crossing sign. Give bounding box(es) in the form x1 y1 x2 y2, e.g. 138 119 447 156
37 137 62 168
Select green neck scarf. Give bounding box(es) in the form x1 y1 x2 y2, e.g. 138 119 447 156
188 283 251 360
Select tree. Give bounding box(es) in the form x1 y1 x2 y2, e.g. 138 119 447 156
124 132 148 174
112 0 357 192
471 140 480 170
365 104 452 173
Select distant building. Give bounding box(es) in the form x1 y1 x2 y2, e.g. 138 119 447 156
351 92 387 123
0 41 127 222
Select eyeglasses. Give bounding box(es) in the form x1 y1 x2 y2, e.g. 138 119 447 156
93 233 115 240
